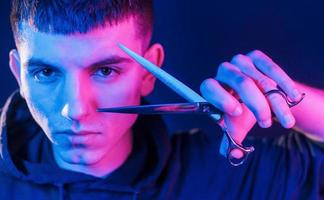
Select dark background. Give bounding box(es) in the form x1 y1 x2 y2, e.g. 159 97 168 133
0 0 323 136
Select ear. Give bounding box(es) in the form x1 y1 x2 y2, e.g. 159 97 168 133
9 49 24 98
140 43 165 96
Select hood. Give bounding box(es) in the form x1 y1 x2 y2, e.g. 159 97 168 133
0 91 172 193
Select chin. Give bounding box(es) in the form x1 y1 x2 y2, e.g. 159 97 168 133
59 147 105 166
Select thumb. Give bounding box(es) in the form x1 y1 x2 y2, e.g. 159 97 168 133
219 105 256 159
223 104 256 144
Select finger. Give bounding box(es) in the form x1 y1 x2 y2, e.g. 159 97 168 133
225 104 256 159
231 54 277 92
230 54 296 128
266 92 295 128
200 78 243 116
247 50 302 101
216 62 272 128
223 104 256 144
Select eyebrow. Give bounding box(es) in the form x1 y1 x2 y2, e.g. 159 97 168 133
23 55 133 69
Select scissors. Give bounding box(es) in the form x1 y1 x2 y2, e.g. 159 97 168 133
97 44 305 166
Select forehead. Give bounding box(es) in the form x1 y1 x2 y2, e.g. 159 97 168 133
17 19 142 67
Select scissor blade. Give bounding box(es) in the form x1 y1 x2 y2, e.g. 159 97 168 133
118 43 222 120
97 102 222 115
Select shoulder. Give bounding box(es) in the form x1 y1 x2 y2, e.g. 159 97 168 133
170 128 220 155
246 131 324 197
167 129 323 199
170 128 324 161
169 128 226 172
250 130 324 161
169 128 324 177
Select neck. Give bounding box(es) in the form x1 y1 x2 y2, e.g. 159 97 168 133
53 130 133 178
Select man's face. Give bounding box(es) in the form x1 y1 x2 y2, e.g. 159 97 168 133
10 19 161 166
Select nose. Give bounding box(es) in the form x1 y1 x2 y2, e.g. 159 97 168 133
61 74 91 121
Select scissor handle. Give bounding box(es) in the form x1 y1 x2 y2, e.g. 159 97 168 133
220 130 255 166
220 87 305 166
264 87 305 108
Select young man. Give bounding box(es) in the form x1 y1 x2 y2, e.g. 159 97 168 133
0 0 323 199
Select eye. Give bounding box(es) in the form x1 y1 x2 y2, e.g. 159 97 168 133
40 68 54 76
33 67 58 82
93 66 118 78
98 67 112 76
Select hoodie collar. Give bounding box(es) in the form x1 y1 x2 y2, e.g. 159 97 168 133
0 91 171 191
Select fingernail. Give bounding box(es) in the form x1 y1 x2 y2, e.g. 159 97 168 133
259 119 272 128
230 149 244 159
232 106 243 116
292 89 301 101
284 114 295 128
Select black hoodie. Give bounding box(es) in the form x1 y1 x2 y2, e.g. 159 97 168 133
0 91 323 200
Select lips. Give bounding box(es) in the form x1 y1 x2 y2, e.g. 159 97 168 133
57 130 101 136
54 130 101 147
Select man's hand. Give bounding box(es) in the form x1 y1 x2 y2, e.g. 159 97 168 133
200 50 304 146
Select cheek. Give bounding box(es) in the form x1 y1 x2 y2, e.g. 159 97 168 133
95 81 140 131
23 82 59 111
90 75 142 145
94 74 143 107
21 78 64 130
23 92 54 135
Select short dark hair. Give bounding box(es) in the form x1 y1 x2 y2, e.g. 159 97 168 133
10 0 153 44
